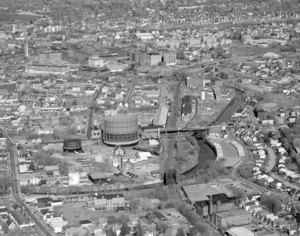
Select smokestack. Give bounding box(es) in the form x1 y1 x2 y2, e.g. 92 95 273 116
217 200 221 212
25 41 29 58
209 194 213 215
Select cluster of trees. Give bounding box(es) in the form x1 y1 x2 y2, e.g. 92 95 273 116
260 193 282 214
0 174 11 196
178 202 210 235
7 228 35 236
277 127 300 167
145 187 170 201
34 149 69 176
105 214 143 236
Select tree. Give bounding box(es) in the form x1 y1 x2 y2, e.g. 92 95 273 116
129 199 140 213
136 223 144 236
189 227 200 236
145 213 155 222
0 175 11 195
156 221 168 234
118 214 130 224
176 227 185 236
260 193 282 214
58 162 69 176
106 228 117 236
7 228 32 236
29 161 35 171
107 216 118 225
176 48 185 60
120 223 130 236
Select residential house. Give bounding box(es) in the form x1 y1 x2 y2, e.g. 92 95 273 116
113 146 125 156
44 165 60 176
80 220 92 229
45 214 68 234
10 210 34 228
0 206 8 216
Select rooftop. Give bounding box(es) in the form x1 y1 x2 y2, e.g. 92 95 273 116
226 227 254 236
183 183 234 203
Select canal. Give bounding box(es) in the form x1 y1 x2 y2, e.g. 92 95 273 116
183 89 244 176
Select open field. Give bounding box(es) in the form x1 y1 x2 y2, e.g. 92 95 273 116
229 43 282 57
260 93 299 110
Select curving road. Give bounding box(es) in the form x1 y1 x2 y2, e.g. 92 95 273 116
0 128 53 236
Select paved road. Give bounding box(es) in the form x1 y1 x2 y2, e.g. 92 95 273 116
0 128 54 236
266 147 277 172
124 85 135 103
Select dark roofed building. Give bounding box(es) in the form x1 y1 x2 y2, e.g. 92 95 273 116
181 95 192 116
153 211 167 221
195 193 235 217
37 197 53 204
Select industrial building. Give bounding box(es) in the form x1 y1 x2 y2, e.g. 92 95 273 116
212 210 252 229
38 52 62 62
183 183 235 217
195 193 236 217
162 51 177 66
63 138 82 152
88 56 104 68
25 65 70 75
128 50 176 66
102 113 139 146
153 105 169 127
226 227 254 236
181 95 193 116
93 193 125 210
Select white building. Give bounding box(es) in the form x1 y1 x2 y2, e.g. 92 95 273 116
88 56 104 68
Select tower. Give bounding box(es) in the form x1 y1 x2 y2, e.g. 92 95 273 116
24 41 29 58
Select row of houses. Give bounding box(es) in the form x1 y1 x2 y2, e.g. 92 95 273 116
240 196 299 235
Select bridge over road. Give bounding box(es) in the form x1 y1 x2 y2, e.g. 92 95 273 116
159 124 225 134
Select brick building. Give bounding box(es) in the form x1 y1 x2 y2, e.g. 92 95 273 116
93 193 125 210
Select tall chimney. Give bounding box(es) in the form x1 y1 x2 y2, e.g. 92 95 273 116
209 194 213 215
25 41 29 58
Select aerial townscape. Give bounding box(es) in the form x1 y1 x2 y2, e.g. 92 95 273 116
1 0 300 235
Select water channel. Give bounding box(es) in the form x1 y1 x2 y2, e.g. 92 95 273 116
183 89 244 176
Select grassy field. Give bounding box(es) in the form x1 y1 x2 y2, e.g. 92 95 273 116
229 43 282 57
260 93 299 109
174 136 198 173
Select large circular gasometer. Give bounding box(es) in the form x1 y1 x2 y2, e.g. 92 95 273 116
63 138 82 152
102 113 139 146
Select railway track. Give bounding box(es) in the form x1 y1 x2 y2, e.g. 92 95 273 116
161 75 185 200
